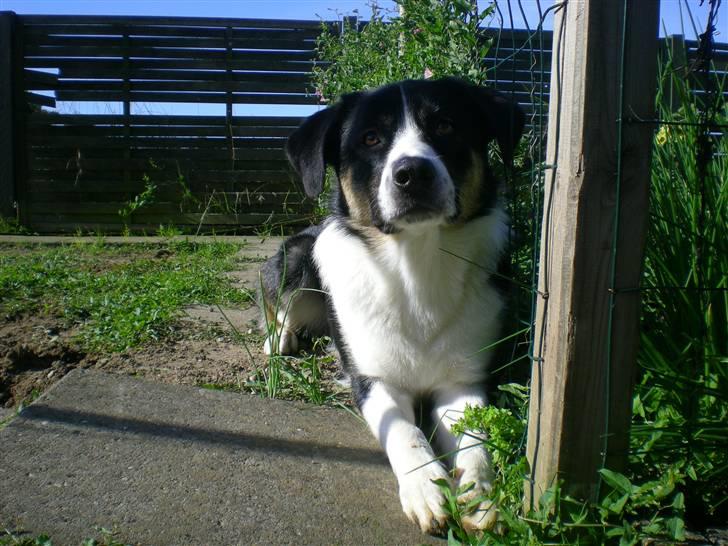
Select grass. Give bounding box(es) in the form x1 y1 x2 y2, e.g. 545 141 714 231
630 53 728 526
247 344 344 405
0 239 252 352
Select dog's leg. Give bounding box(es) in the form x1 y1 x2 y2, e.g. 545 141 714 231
359 381 450 534
262 299 300 356
259 228 325 355
432 385 498 532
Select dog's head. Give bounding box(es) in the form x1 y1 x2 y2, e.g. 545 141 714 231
287 78 524 233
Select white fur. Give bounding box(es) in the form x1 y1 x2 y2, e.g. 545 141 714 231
313 211 507 532
313 211 507 393
360 382 450 532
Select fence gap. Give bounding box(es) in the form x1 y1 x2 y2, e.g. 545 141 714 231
525 0 659 507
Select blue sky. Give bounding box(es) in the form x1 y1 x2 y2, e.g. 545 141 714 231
2 0 725 37
2 0 725 116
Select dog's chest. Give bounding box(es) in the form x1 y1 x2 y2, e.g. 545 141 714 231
314 219 505 392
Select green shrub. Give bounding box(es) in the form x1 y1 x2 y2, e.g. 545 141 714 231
631 54 728 526
312 0 494 103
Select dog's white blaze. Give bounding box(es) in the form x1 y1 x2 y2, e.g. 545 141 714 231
377 89 456 223
314 210 508 393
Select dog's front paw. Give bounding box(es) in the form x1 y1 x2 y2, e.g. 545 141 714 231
398 462 451 535
263 328 298 355
457 480 499 532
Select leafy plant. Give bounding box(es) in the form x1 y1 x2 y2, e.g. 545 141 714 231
313 0 494 103
631 47 728 526
442 391 689 545
118 175 157 226
0 215 30 235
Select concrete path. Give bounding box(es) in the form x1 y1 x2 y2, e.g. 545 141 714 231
0 370 439 545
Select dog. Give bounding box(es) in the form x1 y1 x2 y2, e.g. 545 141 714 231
259 77 524 534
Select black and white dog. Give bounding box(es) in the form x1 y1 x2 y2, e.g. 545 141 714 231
260 77 524 534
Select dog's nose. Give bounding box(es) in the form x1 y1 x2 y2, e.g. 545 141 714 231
392 157 436 188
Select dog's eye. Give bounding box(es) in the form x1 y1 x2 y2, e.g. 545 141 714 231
435 119 454 136
363 130 381 147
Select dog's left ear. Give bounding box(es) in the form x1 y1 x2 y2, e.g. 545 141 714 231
465 82 526 166
286 92 361 199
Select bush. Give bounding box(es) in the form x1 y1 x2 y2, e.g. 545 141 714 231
312 0 494 103
631 54 728 527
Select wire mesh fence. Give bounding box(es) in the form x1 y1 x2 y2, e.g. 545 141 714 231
486 0 726 526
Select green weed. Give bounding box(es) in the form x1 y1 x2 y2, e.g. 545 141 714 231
118 175 157 225
439 390 689 545
247 344 342 405
0 216 30 235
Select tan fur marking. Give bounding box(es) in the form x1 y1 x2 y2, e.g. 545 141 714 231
339 169 373 226
456 152 486 223
262 297 279 329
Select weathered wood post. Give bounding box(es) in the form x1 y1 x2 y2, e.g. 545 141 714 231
0 11 18 219
525 1 660 507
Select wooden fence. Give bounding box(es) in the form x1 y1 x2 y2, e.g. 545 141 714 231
0 12 726 234
3 14 331 233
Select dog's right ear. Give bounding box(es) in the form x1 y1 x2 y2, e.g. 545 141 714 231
286 94 359 199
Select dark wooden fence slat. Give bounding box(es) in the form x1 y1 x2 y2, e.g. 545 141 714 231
0 12 16 218
54 90 319 105
26 91 55 107
29 125 298 138
56 67 312 83
26 57 320 72
26 43 317 58
20 14 329 30
27 35 319 49
41 79 312 94
29 134 287 148
28 113 304 126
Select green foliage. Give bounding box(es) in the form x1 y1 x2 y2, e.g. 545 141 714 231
443 389 689 545
0 242 250 352
118 175 157 224
156 223 183 238
632 52 728 525
248 348 342 405
0 216 30 235
313 0 494 104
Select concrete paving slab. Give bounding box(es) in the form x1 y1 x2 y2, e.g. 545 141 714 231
0 369 440 546
224 267 264 288
236 237 284 261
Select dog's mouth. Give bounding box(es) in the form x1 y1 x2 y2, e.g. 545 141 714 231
389 202 447 226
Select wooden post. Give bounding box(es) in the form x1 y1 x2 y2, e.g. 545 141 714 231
0 11 17 219
525 1 659 507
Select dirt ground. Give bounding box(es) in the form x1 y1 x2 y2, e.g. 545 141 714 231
0 304 273 411
0 238 343 412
